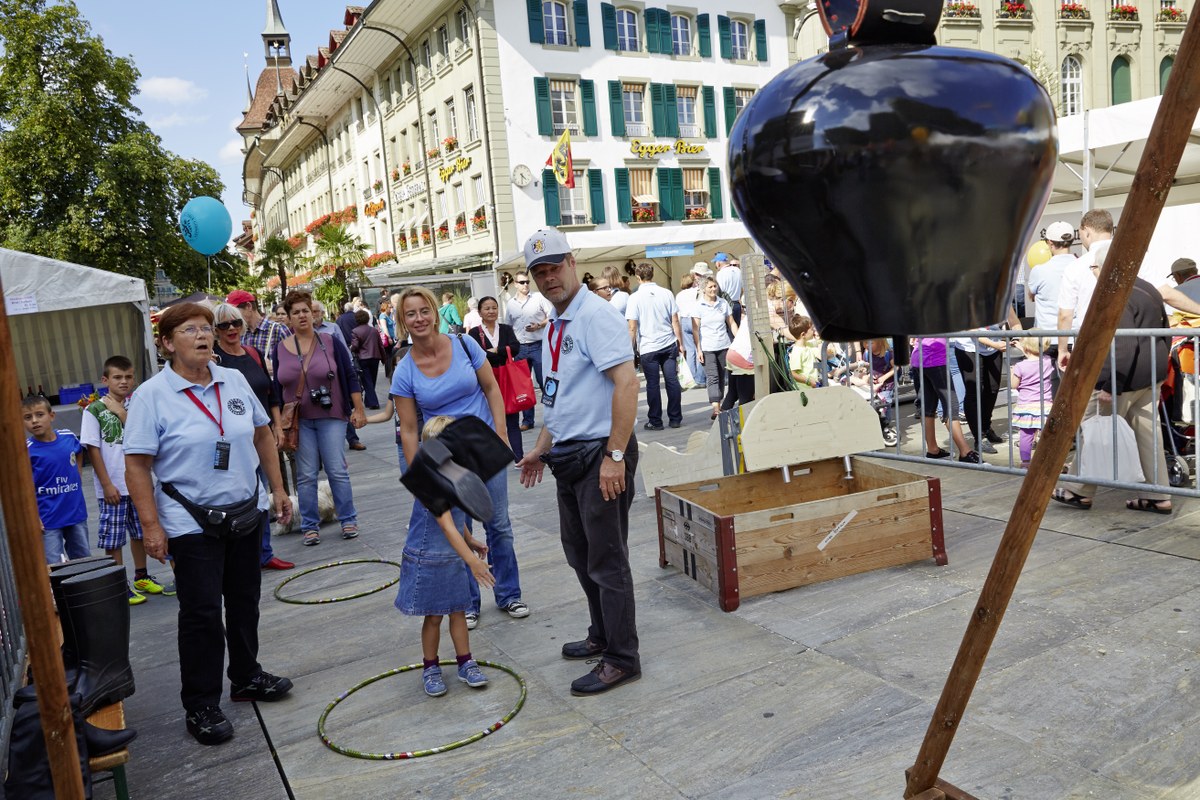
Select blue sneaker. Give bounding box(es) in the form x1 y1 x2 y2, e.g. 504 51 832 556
457 659 488 688
422 665 447 697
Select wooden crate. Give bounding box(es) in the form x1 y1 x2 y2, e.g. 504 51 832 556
656 457 946 612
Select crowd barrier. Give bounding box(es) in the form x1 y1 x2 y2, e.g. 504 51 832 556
0 501 28 774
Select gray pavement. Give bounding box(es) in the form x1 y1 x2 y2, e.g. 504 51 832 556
87 380 1200 800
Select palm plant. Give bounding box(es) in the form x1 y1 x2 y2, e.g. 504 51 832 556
258 235 297 298
306 223 369 310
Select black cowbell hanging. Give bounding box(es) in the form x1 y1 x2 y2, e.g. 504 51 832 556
729 0 1057 342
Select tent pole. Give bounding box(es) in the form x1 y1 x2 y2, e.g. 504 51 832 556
904 6 1200 796
0 276 85 799
1082 109 1093 211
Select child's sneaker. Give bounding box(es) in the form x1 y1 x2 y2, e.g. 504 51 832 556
422 665 447 697
160 578 177 597
457 660 488 688
127 587 146 606
133 575 164 594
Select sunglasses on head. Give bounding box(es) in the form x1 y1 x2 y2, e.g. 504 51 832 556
215 319 245 331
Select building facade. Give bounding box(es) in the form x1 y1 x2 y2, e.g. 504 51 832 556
240 0 794 290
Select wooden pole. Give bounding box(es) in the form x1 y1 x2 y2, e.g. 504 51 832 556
0 278 85 799
905 5 1200 795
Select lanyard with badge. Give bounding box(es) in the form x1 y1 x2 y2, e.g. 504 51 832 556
543 320 567 407
183 384 230 470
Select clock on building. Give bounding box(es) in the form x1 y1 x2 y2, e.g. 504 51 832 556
511 164 533 187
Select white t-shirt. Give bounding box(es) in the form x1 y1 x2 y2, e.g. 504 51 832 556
1028 253 1074 330
626 282 679 352
694 298 733 352
505 292 554 345
675 287 701 319
79 396 130 497
608 288 629 315
1058 255 1097 330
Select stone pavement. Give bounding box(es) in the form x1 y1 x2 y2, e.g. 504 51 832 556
87 382 1200 800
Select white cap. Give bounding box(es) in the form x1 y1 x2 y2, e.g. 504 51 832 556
1045 221 1075 244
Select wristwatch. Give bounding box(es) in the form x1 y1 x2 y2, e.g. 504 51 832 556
606 449 625 462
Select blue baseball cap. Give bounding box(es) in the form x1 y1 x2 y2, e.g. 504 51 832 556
714 251 730 263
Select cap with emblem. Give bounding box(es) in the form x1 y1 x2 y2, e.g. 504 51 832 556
524 228 573 269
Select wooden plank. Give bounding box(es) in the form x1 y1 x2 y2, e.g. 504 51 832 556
739 386 885 470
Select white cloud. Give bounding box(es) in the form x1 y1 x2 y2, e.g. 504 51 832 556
147 112 208 130
140 76 209 105
218 138 245 163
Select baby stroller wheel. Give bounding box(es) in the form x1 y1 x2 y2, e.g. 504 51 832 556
1167 455 1191 488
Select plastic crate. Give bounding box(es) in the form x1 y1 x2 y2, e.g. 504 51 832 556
58 383 95 405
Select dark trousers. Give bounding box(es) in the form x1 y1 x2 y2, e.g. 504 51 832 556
506 412 524 461
170 523 264 711
721 374 755 410
954 349 1002 443
703 349 728 405
519 343 543 428
359 357 381 408
555 435 640 672
641 343 682 426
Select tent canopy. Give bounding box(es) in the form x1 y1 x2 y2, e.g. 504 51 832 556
0 248 156 401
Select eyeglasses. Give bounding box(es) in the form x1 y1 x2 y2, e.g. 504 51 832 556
215 320 245 331
178 325 214 337
594 285 611 292
515 280 529 285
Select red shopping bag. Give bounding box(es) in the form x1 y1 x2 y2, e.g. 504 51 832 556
494 348 537 415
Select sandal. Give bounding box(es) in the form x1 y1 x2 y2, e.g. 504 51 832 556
303 530 321 546
1051 488 1092 510
925 448 950 459
341 524 359 539
1126 498 1172 515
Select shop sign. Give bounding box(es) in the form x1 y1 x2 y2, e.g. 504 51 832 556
365 199 386 217
439 156 472 182
630 139 708 159
394 181 426 202
646 243 695 258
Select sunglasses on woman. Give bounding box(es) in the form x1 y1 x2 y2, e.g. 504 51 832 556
215 319 245 331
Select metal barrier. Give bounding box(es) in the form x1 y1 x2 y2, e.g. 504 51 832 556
0 499 29 775
814 328 1200 498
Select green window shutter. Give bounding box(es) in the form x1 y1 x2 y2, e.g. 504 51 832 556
658 9 673 55
601 3 618 50
702 86 717 138
671 168 684 221
1112 57 1132 105
535 77 553 136
731 197 739 218
723 86 737 135
588 168 605 224
650 83 667 137
543 170 562 225
608 80 626 136
645 7 660 53
528 0 546 43
615 168 631 222
718 15 732 59
575 0 591 46
664 84 678 138
580 79 598 136
697 14 712 57
658 167 672 220
708 167 723 219
754 18 767 62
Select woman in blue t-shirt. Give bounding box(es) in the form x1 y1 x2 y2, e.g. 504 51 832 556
390 287 529 631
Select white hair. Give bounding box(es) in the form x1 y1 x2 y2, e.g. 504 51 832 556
467 296 478 310
213 303 243 325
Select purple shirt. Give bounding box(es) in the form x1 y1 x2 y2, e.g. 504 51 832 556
911 338 947 368
276 336 349 421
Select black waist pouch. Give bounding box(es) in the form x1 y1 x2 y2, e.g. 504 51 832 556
541 439 606 484
162 482 262 540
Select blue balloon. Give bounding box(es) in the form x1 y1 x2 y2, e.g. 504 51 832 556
179 196 232 256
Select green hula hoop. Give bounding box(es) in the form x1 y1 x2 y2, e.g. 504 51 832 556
318 659 527 760
273 558 402 605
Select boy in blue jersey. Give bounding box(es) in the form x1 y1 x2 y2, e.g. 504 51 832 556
22 395 90 563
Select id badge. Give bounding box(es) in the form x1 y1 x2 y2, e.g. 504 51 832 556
213 440 231 471
542 377 560 408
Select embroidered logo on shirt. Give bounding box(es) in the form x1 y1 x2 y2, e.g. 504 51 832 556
227 398 247 415
562 335 575 354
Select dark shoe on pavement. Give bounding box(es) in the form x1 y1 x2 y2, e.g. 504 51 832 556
519 424 533 431
561 638 605 660
958 450 981 464
643 422 664 431
570 661 641 696
668 421 682 428
502 600 530 619
977 439 997 455
186 706 233 745
349 442 367 451
262 557 294 570
985 429 1005 444
230 671 293 703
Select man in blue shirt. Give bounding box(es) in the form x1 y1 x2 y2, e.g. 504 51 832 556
626 262 685 429
515 227 642 696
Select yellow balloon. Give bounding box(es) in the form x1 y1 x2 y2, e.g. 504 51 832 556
1026 240 1052 269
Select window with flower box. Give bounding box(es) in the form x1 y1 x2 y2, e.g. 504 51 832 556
1109 1 1138 18
446 99 458 143
454 183 468 235
1158 2 1185 20
1059 2 1090 17
943 1 981 17
997 1 1032 18
427 111 441 158
682 168 709 219
613 167 658 222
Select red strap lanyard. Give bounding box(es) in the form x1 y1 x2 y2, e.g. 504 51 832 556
547 320 568 373
183 384 224 437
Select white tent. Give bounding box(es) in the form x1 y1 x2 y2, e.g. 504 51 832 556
0 248 156 402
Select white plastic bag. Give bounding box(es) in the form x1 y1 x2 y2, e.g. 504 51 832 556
1077 414 1144 483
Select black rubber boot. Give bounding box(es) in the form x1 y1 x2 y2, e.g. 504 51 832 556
13 684 137 755
48 555 114 574
3 692 92 799
59 565 135 717
50 559 117 670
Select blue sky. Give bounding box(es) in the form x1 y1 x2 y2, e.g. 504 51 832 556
73 0 340 231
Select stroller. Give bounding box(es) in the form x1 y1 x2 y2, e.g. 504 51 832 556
845 358 900 447
1159 333 1198 487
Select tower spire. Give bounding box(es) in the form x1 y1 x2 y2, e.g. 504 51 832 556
262 0 291 64
243 53 253 113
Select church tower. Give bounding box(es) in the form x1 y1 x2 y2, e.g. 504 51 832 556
238 0 298 136
262 0 292 65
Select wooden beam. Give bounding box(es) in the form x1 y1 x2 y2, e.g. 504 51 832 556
0 277 84 798
904 5 1200 797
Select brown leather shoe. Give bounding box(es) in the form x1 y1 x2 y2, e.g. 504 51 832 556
349 442 367 451
570 662 641 696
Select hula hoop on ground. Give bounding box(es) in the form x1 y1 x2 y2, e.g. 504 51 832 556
273 558 402 605
318 659 527 760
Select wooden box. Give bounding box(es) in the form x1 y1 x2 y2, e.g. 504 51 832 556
656 457 946 612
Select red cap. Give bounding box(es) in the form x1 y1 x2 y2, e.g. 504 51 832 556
226 290 256 307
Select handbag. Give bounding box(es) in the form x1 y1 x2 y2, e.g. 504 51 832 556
161 482 263 540
540 439 607 483
493 346 537 415
1077 414 1145 483
440 305 464 334
279 336 319 453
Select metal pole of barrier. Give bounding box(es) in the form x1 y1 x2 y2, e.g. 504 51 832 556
0 277 84 798
905 5 1200 791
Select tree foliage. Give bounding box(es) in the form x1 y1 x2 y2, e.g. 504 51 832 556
0 0 239 291
306 224 368 311
258 235 297 298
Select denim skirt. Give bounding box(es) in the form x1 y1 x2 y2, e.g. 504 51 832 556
394 499 474 616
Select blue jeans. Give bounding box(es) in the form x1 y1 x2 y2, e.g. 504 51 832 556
518 342 543 427
43 522 90 564
451 469 522 613
681 324 706 386
641 343 682 427
297 417 358 532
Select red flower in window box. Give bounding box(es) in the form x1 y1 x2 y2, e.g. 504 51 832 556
436 224 450 240
472 212 488 230
1109 3 1138 18
632 206 657 223
1059 2 1091 17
